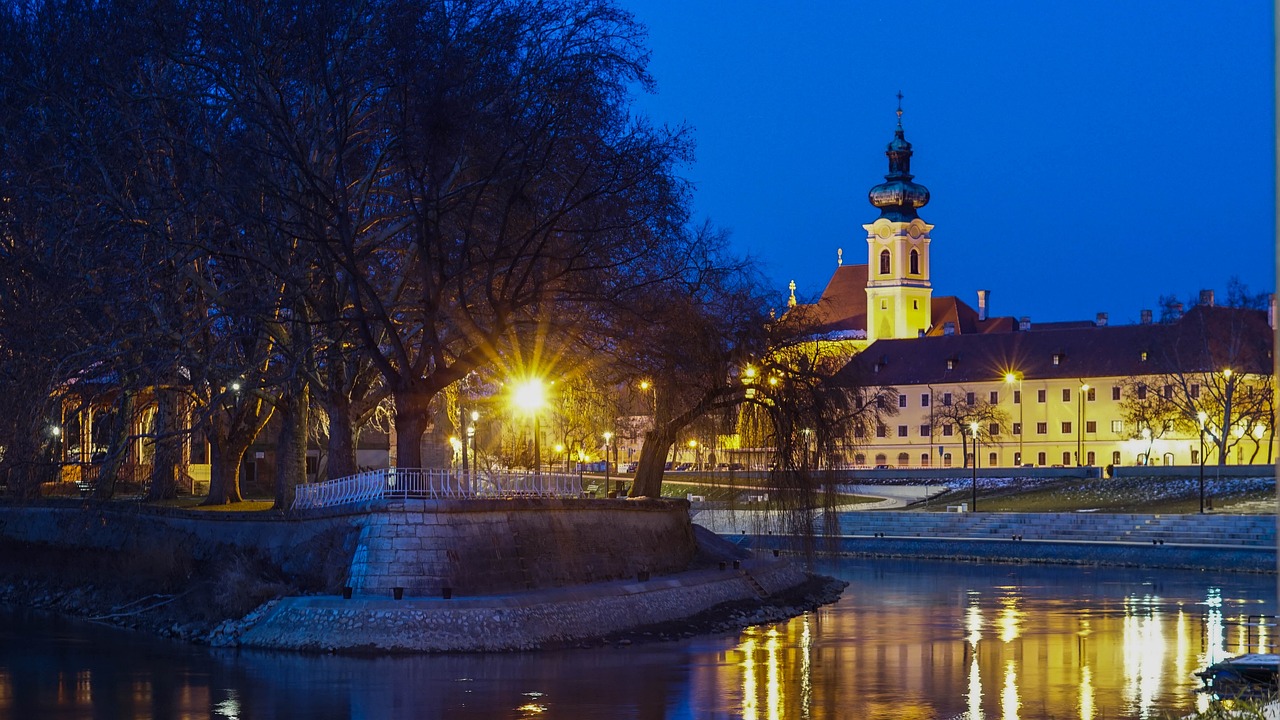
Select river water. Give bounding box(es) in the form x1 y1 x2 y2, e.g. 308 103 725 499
0 558 1273 720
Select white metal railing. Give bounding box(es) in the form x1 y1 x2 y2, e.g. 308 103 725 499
291 468 588 510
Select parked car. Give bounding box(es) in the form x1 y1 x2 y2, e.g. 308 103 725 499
621 462 637 473
874 464 893 470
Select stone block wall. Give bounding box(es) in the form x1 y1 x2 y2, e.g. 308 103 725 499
345 498 695 597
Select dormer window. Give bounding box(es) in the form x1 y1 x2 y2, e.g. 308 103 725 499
946 358 956 370
1052 353 1061 365
1140 351 1148 361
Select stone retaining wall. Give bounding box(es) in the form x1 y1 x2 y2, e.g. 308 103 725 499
0 503 359 579
0 498 696 597
750 535 1276 572
235 559 806 652
346 498 695 596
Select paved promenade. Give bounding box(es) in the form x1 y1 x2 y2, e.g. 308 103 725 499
694 510 1277 572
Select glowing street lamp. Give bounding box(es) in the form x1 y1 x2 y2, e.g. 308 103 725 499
1197 411 1208 514
969 422 980 512
603 431 613 494
1077 383 1090 466
688 439 699 470
469 410 480 472
513 379 547 477
1005 371 1024 466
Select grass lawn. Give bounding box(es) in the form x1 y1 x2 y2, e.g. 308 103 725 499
150 497 277 512
919 476 1275 514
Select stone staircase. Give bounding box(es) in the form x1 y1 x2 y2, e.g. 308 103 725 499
828 512 1275 548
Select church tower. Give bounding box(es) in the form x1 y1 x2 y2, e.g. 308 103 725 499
864 97 933 342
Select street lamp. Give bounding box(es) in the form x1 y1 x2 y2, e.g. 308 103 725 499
688 439 698 470
969 422 980 512
1077 383 1090 466
1005 372 1023 466
469 410 480 472
802 428 812 469
513 379 546 477
1197 411 1208 514
603 431 613 494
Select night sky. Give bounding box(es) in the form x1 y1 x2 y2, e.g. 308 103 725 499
620 1 1275 323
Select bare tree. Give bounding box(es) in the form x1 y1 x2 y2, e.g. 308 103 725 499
1121 285 1272 466
928 389 1010 467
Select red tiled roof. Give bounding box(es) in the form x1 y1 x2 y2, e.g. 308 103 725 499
790 264 869 334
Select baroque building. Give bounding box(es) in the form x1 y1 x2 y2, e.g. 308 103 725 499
787 105 1275 470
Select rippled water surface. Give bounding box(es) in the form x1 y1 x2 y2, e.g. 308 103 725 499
0 558 1274 719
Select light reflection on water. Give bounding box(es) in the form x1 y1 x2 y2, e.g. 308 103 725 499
0 558 1272 719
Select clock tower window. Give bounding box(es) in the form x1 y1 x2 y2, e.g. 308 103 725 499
879 249 891 275
910 249 920 274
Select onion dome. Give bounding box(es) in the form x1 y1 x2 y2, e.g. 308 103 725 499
868 97 930 221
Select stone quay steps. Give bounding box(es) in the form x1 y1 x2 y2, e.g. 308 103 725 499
828 512 1275 548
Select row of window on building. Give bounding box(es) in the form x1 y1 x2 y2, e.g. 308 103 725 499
850 449 1190 469
856 419 1128 438
862 383 1200 410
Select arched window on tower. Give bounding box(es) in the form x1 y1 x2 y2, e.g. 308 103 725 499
879 249 891 275
910 249 920 274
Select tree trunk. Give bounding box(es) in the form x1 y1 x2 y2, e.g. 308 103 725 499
5 431 53 500
631 427 675 497
273 386 309 510
147 389 181 501
204 435 247 505
394 391 429 468
95 391 136 499
324 393 358 479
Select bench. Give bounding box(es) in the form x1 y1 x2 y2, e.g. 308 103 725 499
946 503 968 513
687 494 706 502
76 480 96 497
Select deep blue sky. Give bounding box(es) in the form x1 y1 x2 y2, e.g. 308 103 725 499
620 1 1275 323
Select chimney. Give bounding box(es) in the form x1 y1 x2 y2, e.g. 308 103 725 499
1096 312 1108 327
1140 309 1153 325
1018 316 1031 331
943 321 956 336
1199 289 1215 307
976 289 990 321
1172 302 1184 320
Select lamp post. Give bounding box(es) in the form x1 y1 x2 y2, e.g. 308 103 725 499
802 428 812 469
1077 383 1090 466
1005 372 1023 466
603 431 613 493
469 410 479 472
459 406 468 475
688 439 698 470
513 379 546 478
969 422 980 512
1197 411 1207 514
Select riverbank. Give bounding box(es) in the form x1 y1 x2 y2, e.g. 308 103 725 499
0 501 841 652
695 510 1277 572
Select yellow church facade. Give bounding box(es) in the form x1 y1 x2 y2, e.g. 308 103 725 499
788 106 1275 470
